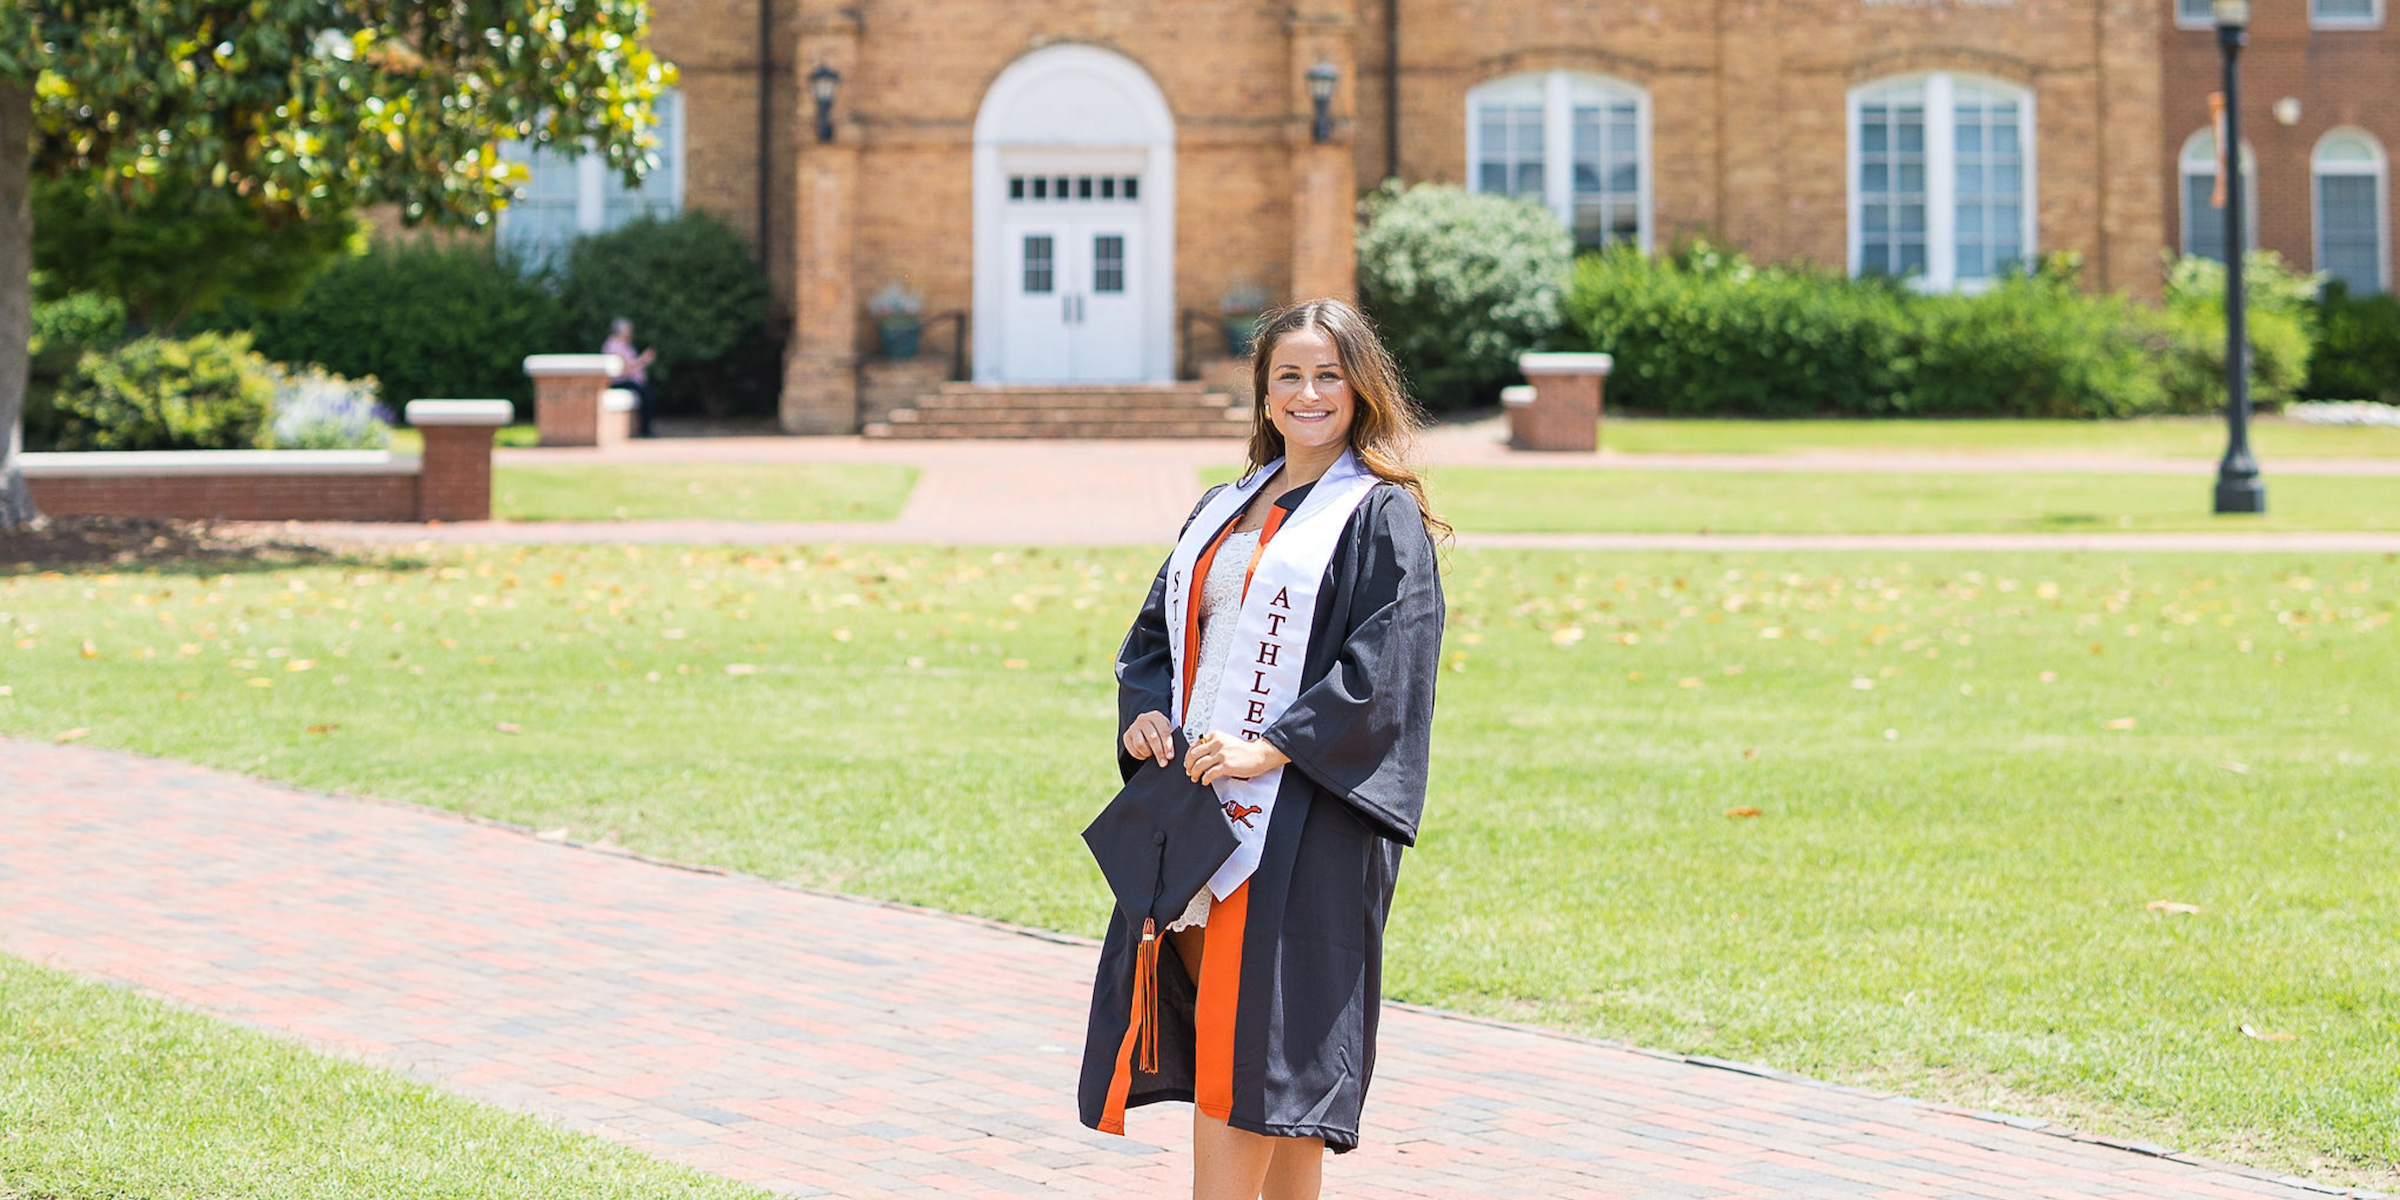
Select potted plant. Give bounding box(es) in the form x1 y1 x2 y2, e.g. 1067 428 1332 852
1221 279 1268 358
868 280 924 360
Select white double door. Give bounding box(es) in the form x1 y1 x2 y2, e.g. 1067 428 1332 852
1000 202 1145 383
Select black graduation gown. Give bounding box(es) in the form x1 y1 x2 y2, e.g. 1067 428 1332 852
1077 478 1445 1153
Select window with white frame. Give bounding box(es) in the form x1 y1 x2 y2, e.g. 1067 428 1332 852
1850 73 2034 290
2315 129 2388 294
499 90 684 266
1467 71 1649 252
2176 0 2214 25
2311 0 2382 28
2179 127 2257 263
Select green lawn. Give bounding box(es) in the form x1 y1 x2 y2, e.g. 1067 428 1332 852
0 953 766 1200
1419 467 2400 534
490 463 918 522
1583 415 2400 458
1 546 2393 1188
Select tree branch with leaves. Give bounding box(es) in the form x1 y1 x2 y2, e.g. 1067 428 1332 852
0 0 675 526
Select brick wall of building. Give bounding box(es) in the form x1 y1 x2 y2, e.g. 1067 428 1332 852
1349 0 2166 295
650 0 802 304
623 1 2397 422
2163 6 2399 289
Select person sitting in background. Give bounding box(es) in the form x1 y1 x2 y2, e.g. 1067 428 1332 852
600 317 659 438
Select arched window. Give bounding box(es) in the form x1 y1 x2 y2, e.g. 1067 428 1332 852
499 89 686 267
2179 127 2257 263
1849 73 2035 290
1466 71 1650 252
2314 129 2389 294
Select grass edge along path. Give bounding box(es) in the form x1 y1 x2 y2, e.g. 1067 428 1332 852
1585 415 2400 458
0 542 2392 1191
0 952 771 1200
491 463 920 523
1407 467 2400 534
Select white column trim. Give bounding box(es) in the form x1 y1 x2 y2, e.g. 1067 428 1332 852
1924 71 1956 291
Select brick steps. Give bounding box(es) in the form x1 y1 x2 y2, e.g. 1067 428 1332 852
863 382 1251 439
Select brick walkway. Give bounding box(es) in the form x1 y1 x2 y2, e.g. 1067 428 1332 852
0 737 2373 1199
229 428 2397 551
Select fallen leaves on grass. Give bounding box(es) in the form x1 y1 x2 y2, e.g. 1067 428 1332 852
2105 717 2138 731
54 727 91 743
496 722 522 734
1724 806 1762 819
535 827 570 842
2145 900 2202 915
2219 761 2251 775
307 723 340 734
725 664 759 676
2240 1023 2296 1043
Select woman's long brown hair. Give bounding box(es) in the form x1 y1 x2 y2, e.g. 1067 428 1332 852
1242 298 1452 545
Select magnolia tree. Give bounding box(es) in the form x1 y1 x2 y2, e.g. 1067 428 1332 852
0 1 674 526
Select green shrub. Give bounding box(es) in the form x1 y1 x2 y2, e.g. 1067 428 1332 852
1913 262 2170 418
2151 251 2317 413
1562 242 2171 418
2305 282 2400 404
212 239 566 413
51 333 277 451
34 170 363 331
554 212 780 417
1355 181 1573 409
25 288 131 450
1562 241 1913 417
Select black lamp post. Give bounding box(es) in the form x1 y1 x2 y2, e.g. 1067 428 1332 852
1307 61 1338 143
2213 0 2265 514
809 64 841 144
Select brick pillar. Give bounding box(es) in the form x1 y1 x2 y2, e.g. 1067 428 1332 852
1513 352 1611 452
783 6 862 435
2100 0 2167 301
524 354 622 447
1288 3 1359 303
403 400 511 521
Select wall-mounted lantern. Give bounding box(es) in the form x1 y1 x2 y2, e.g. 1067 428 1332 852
1307 61 1339 143
810 64 841 144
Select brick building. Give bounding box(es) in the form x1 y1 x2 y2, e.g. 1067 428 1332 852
496 1 2397 431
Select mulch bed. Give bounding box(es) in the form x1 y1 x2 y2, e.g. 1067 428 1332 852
1 516 348 573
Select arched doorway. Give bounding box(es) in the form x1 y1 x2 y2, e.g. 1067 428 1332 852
972 45 1176 384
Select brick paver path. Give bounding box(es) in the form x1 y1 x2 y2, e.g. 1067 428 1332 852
239 428 2400 551
2 737 2373 1199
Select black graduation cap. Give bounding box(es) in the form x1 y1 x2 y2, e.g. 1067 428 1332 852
1082 729 1240 928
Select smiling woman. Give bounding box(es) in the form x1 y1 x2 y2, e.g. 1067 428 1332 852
1085 298 1449 1200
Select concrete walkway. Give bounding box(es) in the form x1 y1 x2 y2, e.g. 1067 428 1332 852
497 420 2400 477
0 737 2375 1200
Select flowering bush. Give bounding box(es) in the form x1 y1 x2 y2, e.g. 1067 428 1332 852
1356 181 1573 409
269 365 392 450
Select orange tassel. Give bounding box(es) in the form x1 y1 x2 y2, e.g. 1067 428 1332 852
1134 917 1160 1075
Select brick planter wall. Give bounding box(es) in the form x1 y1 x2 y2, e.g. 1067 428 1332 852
22 400 510 524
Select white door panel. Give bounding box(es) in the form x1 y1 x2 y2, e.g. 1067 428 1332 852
994 170 1150 383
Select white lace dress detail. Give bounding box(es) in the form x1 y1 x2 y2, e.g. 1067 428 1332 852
1168 527 1260 932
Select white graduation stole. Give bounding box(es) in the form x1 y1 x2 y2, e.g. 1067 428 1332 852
1163 450 1380 899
